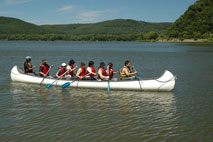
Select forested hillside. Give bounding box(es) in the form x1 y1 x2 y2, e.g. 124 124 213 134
41 19 171 35
0 16 171 41
167 0 212 40
0 16 56 34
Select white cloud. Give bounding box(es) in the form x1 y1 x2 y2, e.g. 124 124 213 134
57 5 73 13
78 10 115 23
2 0 32 5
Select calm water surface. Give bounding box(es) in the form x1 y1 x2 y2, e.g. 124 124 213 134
0 41 213 142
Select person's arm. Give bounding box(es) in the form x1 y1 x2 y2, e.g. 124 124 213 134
98 69 108 80
71 66 78 71
39 66 46 77
123 68 137 76
76 68 84 79
113 71 118 74
56 69 61 78
87 67 96 76
28 64 35 71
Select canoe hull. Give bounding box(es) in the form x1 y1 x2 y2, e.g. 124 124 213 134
10 66 176 91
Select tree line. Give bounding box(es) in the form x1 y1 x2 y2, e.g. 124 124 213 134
0 31 164 41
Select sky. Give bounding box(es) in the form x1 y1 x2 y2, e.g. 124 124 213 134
0 0 198 25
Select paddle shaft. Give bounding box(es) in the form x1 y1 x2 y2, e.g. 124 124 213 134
40 66 52 86
61 72 91 89
107 80 110 96
46 70 69 88
133 66 142 90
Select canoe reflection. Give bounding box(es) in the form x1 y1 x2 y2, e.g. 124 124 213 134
10 82 176 115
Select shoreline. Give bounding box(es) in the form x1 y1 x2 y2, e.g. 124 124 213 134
0 38 212 43
158 39 212 43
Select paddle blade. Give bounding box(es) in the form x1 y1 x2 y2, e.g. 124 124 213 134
62 82 71 89
45 84 52 88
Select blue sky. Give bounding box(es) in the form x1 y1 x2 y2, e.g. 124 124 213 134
0 0 197 25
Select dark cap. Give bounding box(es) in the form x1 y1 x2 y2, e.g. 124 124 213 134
100 62 105 67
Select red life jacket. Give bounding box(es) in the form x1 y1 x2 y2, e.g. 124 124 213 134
86 66 96 77
108 68 113 79
98 67 107 80
58 66 66 77
79 67 85 77
67 65 74 76
40 64 49 74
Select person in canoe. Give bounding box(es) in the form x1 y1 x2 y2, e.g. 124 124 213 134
106 62 118 81
39 59 53 77
23 56 35 74
56 63 67 78
97 62 109 81
85 61 97 80
66 59 78 78
120 60 137 80
76 62 86 79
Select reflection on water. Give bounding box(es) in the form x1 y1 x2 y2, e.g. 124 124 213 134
7 82 177 142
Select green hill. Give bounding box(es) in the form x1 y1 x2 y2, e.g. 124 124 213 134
0 16 171 35
41 19 171 35
0 16 55 34
167 0 212 40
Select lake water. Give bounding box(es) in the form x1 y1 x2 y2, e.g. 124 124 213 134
0 41 213 142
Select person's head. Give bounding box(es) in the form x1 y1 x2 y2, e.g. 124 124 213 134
88 61 94 67
42 59 47 64
26 56 32 62
61 63 67 68
100 62 105 68
125 60 131 67
69 59 75 65
108 62 113 68
80 62 86 68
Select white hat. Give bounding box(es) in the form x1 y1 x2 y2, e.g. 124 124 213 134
26 56 32 59
61 63 66 67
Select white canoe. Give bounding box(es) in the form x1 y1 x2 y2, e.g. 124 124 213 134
10 65 176 91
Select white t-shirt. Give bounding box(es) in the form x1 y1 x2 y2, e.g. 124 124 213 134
86 67 92 73
66 65 72 72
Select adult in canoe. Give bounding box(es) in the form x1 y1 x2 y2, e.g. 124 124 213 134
39 59 53 77
76 62 86 79
66 59 78 78
85 61 97 80
23 56 35 74
56 63 67 78
97 62 109 80
107 62 118 80
120 60 137 80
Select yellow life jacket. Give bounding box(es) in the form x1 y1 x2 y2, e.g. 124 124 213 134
120 66 131 78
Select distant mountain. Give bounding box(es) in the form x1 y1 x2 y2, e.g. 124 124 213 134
167 0 212 39
0 16 56 34
0 16 171 35
41 19 171 35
